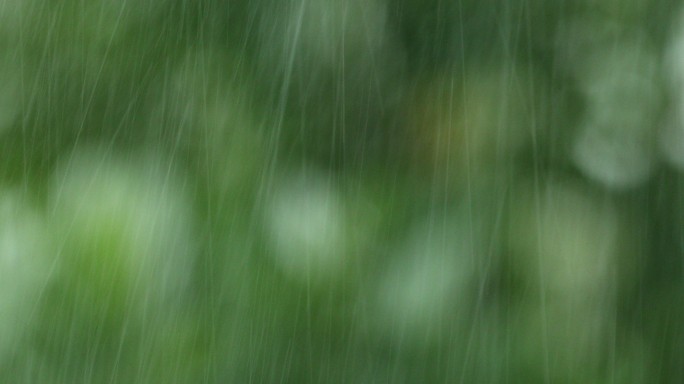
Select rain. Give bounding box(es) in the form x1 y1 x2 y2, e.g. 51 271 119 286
0 0 683 382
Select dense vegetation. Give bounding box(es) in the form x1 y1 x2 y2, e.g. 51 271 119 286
1 0 683 382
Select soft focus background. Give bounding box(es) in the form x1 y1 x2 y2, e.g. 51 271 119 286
1 0 684 382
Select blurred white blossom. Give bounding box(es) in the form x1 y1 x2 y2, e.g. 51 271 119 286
0 190 52 359
572 40 660 189
267 170 347 281
49 148 195 306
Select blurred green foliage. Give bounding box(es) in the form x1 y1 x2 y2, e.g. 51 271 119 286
2 0 684 383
